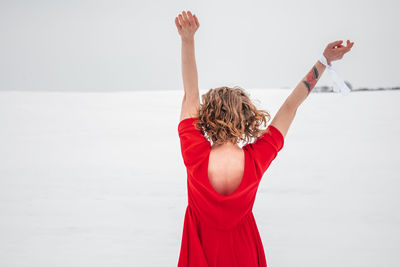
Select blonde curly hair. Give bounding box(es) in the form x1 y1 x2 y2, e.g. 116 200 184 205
194 86 271 146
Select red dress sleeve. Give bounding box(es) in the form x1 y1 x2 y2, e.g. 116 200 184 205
178 117 210 171
245 124 284 178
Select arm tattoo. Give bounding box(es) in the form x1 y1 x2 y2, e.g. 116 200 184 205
302 65 319 95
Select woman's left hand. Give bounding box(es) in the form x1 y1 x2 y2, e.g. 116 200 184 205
175 10 200 41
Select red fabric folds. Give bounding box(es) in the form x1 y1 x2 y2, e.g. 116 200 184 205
177 117 284 267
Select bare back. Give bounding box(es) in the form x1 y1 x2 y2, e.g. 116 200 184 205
207 146 245 196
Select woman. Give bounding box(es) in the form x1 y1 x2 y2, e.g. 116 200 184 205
174 10 354 267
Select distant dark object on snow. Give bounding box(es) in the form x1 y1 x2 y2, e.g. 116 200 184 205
351 86 400 92
312 80 399 93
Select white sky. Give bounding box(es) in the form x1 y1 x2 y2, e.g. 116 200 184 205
0 0 399 91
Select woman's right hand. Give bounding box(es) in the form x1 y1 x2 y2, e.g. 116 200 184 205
323 40 354 65
175 11 200 42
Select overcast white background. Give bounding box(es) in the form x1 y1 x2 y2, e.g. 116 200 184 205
0 0 399 92
1 1 399 266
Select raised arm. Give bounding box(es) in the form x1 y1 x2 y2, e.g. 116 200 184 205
270 40 355 138
174 11 201 121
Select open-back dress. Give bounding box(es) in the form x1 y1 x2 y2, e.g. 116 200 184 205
177 117 284 267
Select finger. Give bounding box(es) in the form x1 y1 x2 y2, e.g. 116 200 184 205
347 40 354 47
340 47 350 57
336 46 350 54
343 40 353 51
346 44 354 53
329 40 343 48
175 17 182 30
178 14 185 26
187 11 195 26
182 11 190 25
344 40 350 49
193 14 200 27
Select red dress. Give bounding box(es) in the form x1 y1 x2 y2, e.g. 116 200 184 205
177 117 284 267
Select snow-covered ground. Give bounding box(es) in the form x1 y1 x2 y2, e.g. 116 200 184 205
0 89 399 267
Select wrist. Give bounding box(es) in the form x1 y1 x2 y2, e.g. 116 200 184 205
181 37 194 44
322 53 331 65
319 53 331 67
